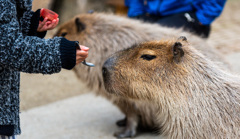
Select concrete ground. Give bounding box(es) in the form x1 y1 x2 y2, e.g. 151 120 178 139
19 0 240 139
19 93 159 139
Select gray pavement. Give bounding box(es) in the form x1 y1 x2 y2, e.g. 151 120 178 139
19 93 159 139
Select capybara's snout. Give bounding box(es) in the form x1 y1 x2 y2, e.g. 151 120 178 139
103 55 118 74
102 56 116 88
102 57 112 78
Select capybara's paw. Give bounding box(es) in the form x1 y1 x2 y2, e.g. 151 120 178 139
114 128 136 138
116 117 127 127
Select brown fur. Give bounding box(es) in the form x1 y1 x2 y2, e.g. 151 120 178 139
103 37 240 138
54 13 229 137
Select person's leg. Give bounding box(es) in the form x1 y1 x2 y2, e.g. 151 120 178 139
156 12 211 38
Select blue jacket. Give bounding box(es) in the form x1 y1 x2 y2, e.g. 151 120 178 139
125 0 227 25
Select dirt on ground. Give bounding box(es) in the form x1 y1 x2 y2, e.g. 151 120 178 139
20 0 240 111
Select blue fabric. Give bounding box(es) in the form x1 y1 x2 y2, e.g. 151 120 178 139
125 0 226 25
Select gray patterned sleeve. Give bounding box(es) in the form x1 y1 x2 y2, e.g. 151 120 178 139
0 0 62 74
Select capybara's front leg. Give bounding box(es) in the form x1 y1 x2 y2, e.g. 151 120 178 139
116 116 127 127
113 98 139 138
114 113 139 138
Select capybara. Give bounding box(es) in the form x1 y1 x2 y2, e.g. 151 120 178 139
102 36 240 138
54 13 229 137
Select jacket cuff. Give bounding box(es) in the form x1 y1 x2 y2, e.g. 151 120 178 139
36 31 47 38
60 38 76 70
28 9 41 36
0 125 14 136
28 9 47 38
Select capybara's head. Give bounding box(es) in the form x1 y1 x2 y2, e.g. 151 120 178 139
102 36 199 100
54 14 89 41
53 13 161 92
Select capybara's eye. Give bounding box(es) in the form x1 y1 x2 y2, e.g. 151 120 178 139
61 32 68 37
140 55 156 61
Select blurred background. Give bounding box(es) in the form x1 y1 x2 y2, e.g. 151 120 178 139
19 0 240 138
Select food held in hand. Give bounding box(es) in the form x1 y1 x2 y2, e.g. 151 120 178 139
40 8 58 21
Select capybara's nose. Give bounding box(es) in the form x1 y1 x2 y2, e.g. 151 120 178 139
102 57 115 78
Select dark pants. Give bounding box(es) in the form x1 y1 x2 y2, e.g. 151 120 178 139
135 12 210 38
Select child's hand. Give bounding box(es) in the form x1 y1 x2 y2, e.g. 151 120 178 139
37 17 59 32
76 45 89 65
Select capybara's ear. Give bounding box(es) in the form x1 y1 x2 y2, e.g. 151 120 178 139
172 42 184 63
178 36 187 42
75 18 86 32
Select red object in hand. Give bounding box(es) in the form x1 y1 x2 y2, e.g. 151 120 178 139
40 8 58 21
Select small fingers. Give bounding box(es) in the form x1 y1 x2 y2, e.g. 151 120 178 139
39 18 48 28
79 45 89 51
46 21 52 26
47 19 58 30
37 18 48 32
38 18 59 32
77 50 88 58
76 50 88 64
75 45 89 65
76 57 87 64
